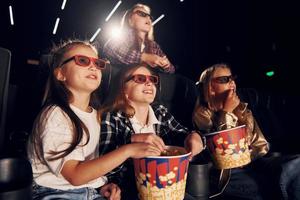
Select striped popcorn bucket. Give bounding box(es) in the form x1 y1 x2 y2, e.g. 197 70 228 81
205 125 251 169
133 146 191 200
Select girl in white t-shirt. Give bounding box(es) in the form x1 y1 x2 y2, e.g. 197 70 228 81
27 40 161 200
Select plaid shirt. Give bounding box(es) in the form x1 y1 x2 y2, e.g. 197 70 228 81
99 104 189 184
103 30 175 73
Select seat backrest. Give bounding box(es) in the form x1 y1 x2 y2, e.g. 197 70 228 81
0 47 11 156
100 64 122 105
0 158 32 200
155 73 198 129
237 88 284 152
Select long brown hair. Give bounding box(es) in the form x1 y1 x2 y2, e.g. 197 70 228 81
28 40 102 164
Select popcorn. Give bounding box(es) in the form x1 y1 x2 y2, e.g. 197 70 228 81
137 177 187 200
134 146 190 200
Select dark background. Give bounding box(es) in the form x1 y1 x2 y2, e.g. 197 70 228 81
2 0 300 88
1 0 300 154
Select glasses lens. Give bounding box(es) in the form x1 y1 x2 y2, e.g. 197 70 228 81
76 55 90 66
136 10 152 20
94 59 106 69
213 75 235 84
218 76 230 83
139 11 147 17
149 76 158 84
134 74 146 83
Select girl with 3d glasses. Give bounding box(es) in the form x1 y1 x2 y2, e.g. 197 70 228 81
99 64 204 200
193 63 300 199
103 4 175 73
27 40 162 200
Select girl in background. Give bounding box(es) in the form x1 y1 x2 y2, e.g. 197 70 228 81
103 4 175 73
193 63 300 200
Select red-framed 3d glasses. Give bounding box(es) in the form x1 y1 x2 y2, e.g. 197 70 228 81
60 55 106 70
127 74 159 85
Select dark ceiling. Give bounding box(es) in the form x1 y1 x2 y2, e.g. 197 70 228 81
1 0 300 92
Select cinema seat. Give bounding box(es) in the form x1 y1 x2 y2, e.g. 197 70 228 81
0 158 32 200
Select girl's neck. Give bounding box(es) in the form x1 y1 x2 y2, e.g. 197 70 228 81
132 103 149 126
137 31 146 43
70 92 91 112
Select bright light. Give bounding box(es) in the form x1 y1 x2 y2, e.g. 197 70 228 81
52 18 60 35
61 0 67 10
90 28 102 42
180 0 184 2
152 14 165 26
110 26 123 39
105 1 122 22
9 6 14 25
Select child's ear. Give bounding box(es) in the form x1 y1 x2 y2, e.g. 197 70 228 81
128 18 134 27
209 85 216 96
54 68 66 81
125 93 129 99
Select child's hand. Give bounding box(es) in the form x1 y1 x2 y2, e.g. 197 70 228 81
141 53 170 69
131 133 166 152
160 56 171 69
100 183 121 200
223 89 240 113
125 143 161 158
184 132 204 160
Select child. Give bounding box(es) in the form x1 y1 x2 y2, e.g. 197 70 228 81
103 4 175 73
193 63 300 200
27 40 161 200
100 64 204 199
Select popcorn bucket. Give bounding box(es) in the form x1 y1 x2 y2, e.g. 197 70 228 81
133 146 191 200
205 125 251 169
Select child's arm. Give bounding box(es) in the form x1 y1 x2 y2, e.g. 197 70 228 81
61 142 160 186
156 105 204 157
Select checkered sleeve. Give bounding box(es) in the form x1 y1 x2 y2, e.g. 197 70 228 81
99 112 131 184
99 112 118 155
103 36 142 65
150 41 175 73
156 105 189 136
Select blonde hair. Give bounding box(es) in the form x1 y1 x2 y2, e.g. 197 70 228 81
121 3 154 41
196 63 231 111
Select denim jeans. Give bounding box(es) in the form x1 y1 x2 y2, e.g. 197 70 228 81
223 155 300 200
223 167 265 200
279 155 300 200
32 183 107 200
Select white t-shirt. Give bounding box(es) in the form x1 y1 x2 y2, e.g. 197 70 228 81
29 105 107 190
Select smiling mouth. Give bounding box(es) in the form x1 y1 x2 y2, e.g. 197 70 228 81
86 75 97 80
143 90 153 94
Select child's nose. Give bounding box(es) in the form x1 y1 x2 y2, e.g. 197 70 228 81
145 79 153 86
89 62 98 70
